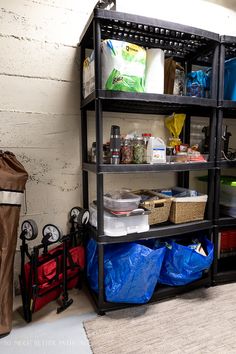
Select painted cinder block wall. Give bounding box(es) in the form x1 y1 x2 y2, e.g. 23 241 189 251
0 0 235 247
0 0 98 239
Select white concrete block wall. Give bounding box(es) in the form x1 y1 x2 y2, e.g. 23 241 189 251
0 0 97 242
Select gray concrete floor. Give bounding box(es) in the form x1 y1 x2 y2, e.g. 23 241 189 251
0 289 96 354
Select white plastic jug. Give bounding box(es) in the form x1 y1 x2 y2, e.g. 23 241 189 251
147 137 166 164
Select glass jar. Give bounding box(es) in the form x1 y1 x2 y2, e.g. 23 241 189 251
121 139 133 164
133 137 145 164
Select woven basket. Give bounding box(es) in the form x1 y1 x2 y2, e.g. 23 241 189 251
132 190 172 225
169 195 208 224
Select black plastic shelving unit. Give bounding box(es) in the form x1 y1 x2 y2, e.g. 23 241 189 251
79 8 220 314
213 35 236 285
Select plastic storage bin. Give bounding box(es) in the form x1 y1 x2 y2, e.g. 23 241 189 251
89 203 149 236
104 191 141 212
220 176 236 206
220 176 236 217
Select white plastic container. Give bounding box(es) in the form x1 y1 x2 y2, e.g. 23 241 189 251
145 48 164 94
89 203 149 237
147 137 166 164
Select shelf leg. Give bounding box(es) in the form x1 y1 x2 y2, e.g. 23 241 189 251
98 243 105 310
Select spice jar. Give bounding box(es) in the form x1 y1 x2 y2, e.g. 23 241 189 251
121 139 133 164
133 137 145 164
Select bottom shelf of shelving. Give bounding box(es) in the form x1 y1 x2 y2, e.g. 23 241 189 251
85 274 211 314
213 255 236 284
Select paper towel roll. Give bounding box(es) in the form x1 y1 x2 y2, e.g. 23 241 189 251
145 48 164 94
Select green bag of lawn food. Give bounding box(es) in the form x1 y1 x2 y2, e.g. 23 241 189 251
101 39 146 92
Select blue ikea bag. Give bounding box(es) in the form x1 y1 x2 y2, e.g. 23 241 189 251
87 239 166 304
159 237 214 286
186 70 210 98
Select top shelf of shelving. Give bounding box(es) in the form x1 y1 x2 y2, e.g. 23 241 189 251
221 35 236 60
79 9 219 64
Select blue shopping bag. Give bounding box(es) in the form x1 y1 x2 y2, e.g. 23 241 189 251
159 237 214 286
87 239 166 304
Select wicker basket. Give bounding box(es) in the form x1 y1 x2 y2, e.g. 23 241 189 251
132 190 172 225
169 194 208 224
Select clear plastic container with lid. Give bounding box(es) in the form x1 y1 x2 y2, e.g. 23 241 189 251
89 203 149 236
104 190 141 211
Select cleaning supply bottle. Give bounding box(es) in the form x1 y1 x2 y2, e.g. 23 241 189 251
147 137 166 164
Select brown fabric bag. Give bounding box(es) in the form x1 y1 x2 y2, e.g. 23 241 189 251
0 151 28 335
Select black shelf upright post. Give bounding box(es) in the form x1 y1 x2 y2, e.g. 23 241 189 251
213 36 236 285
79 41 89 209
93 17 105 310
206 42 219 222
211 42 222 284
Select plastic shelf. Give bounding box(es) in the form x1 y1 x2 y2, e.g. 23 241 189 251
83 162 215 174
218 216 236 228
222 100 236 109
213 254 236 284
85 274 211 314
219 100 236 118
217 160 236 168
80 9 219 65
81 91 217 116
89 220 213 244
213 271 236 284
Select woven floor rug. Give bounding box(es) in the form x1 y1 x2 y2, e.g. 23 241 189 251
83 283 236 354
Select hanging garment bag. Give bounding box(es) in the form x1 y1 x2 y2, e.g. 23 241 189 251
0 151 28 336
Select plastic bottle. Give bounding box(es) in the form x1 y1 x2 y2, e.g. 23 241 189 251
147 137 166 164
